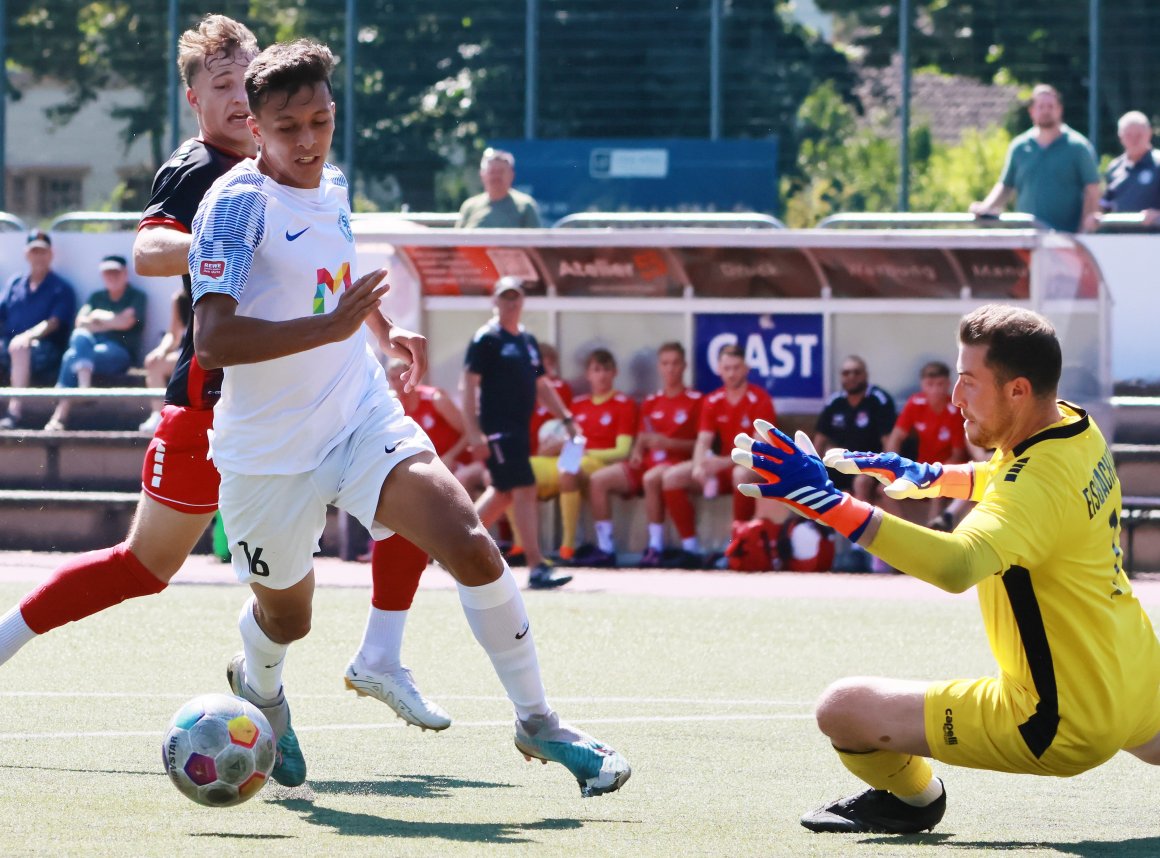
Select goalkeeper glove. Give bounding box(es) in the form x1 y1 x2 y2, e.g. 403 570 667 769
821 449 974 500
732 420 874 542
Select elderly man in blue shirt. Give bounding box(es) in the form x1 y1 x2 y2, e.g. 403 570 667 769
1098 111 1160 228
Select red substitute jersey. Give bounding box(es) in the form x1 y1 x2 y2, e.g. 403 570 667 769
139 137 248 410
529 377 574 455
639 388 703 465
572 390 638 452
895 393 966 462
699 383 777 449
402 385 470 464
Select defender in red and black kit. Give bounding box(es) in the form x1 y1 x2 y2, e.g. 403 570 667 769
138 135 247 514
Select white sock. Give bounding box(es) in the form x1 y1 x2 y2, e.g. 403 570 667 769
898 777 944 807
238 597 288 701
594 520 615 554
456 564 549 720
681 536 701 552
356 606 407 674
0 606 37 667
647 523 665 551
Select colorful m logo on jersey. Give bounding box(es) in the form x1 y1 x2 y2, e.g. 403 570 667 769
314 263 352 314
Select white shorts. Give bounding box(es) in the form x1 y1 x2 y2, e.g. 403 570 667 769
217 399 435 589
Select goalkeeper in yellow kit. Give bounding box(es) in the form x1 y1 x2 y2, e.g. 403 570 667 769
733 305 1160 834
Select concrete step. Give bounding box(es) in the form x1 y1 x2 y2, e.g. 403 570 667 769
0 490 350 557
0 429 148 492
1113 444 1160 498
1113 397 1160 445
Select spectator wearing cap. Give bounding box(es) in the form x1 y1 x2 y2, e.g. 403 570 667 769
0 230 77 429
1098 111 1160 227
42 255 147 431
461 276 573 589
456 148 542 229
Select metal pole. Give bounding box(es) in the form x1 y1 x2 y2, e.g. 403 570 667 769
898 0 912 212
167 0 179 156
0 0 7 211
525 0 538 139
709 0 721 140
1088 0 1100 152
344 0 357 192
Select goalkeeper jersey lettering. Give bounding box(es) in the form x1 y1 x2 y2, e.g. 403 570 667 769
189 160 392 474
956 403 1160 751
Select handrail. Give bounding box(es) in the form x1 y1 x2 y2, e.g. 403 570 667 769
1095 213 1160 234
817 212 1049 230
352 212 459 228
48 212 142 231
0 387 163 399
0 212 28 233
553 212 785 229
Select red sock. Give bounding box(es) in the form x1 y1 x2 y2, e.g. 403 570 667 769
663 488 698 540
732 490 756 523
370 535 429 611
20 544 166 635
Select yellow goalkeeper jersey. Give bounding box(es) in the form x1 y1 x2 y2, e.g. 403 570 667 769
956 402 1160 756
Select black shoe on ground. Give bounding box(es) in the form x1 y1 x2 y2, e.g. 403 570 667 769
800 781 946 834
637 547 664 568
503 549 528 567
675 549 704 570
0 413 24 430
528 562 573 590
573 545 617 567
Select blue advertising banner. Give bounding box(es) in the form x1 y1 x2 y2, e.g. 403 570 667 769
490 138 779 223
693 313 824 400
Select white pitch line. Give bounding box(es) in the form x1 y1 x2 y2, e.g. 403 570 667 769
0 712 813 741
0 691 811 707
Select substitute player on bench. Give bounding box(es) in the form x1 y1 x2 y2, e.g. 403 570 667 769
733 304 1160 834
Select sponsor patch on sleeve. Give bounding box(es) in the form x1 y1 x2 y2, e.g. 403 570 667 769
200 260 225 279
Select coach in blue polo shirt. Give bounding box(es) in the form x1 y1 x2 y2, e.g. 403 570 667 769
970 84 1101 233
0 230 77 428
1099 111 1160 227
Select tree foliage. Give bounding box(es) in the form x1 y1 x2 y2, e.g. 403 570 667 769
6 1 853 212
815 0 1160 154
781 81 1010 227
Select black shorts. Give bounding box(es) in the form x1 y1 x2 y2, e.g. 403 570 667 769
485 431 534 492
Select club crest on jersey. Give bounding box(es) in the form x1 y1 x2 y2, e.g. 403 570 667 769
200 260 225 279
314 262 352 314
338 209 353 242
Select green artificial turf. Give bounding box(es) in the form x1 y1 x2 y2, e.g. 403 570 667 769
0 581 1157 857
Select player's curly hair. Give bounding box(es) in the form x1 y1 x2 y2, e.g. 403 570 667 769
245 39 335 113
959 304 1061 397
177 15 258 88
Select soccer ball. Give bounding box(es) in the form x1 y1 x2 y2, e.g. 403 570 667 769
162 693 276 807
538 418 571 446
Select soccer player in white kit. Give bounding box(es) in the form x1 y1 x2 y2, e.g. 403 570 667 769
189 39 630 797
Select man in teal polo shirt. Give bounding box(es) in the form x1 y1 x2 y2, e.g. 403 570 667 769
970 84 1101 232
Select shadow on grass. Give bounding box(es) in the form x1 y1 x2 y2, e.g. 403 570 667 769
278 798 584 843
0 763 163 778
307 773 516 800
863 835 1160 856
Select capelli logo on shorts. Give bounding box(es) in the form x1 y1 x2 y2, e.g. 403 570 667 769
942 708 958 745
200 260 225 279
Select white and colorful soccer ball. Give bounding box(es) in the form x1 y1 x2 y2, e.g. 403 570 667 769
162 693 276 807
538 418 571 445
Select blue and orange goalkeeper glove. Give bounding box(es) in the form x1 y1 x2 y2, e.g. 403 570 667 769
821 449 975 500
732 420 874 542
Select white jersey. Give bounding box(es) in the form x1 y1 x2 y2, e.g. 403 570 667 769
190 159 394 474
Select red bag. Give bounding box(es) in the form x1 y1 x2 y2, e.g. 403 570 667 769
724 519 783 572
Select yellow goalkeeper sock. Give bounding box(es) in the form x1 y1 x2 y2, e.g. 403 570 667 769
560 490 581 551
836 747 934 801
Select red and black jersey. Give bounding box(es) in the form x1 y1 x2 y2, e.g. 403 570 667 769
140 137 248 410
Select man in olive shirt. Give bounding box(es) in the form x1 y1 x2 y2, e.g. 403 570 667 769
457 148 542 229
970 84 1101 233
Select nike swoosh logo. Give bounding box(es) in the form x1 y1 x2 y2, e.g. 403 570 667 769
385 443 400 454
285 227 310 241
264 659 284 670
515 622 530 640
